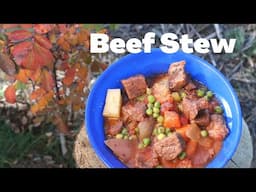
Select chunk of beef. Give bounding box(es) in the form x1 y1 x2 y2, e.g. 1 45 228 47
121 75 147 99
191 145 213 167
168 60 188 91
192 110 210 127
176 159 192 168
105 138 137 164
184 81 196 91
182 97 209 120
153 133 185 160
121 101 146 123
105 118 123 136
197 97 209 109
135 147 159 168
206 114 229 140
151 74 171 103
138 117 155 140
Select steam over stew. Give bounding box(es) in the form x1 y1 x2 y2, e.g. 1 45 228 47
103 60 229 168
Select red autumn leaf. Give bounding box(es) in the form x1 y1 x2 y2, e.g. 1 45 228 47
4 85 16 104
34 34 52 49
41 69 55 91
34 24 53 34
7 30 32 42
33 42 54 68
28 68 41 82
21 47 38 70
20 43 54 70
11 41 33 65
0 52 16 76
62 68 76 86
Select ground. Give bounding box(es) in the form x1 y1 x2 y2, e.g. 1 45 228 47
0 24 255 168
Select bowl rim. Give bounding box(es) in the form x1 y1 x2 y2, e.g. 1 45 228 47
86 48 242 168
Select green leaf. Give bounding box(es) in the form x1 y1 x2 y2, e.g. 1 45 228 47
16 81 26 90
224 27 245 52
83 24 104 32
109 24 119 31
0 33 7 41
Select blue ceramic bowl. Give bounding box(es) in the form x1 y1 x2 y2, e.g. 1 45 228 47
86 48 242 168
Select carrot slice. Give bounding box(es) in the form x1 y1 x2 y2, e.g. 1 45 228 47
163 111 181 128
198 137 214 149
186 140 198 157
176 125 190 141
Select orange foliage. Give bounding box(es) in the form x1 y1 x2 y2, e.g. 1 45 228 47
62 68 76 86
4 85 16 104
2 24 108 134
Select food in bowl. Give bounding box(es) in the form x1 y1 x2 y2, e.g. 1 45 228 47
103 60 229 168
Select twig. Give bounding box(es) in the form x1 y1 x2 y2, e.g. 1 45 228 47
205 32 217 40
59 133 67 156
176 24 184 35
227 60 244 79
214 24 223 39
218 62 225 72
231 78 256 84
160 24 166 34
188 24 202 38
209 51 217 67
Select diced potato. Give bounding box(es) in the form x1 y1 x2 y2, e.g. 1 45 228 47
103 89 122 118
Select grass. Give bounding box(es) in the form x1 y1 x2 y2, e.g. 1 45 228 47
0 118 76 168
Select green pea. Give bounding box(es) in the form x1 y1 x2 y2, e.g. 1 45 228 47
178 152 186 160
147 103 153 108
121 128 128 135
148 95 155 103
123 135 129 140
153 107 160 114
206 91 213 98
157 115 164 123
196 89 205 97
180 91 187 99
154 101 161 108
146 108 153 115
143 138 151 147
172 92 181 102
200 130 208 137
153 113 159 118
214 106 223 114
167 132 173 137
157 127 165 134
115 134 123 139
157 133 166 140
152 128 157 136
165 128 171 134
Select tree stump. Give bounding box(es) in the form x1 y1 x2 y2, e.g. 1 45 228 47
73 119 252 168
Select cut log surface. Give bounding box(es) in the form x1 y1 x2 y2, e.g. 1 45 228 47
74 119 252 168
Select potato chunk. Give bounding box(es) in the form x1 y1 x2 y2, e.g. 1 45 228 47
103 89 122 118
